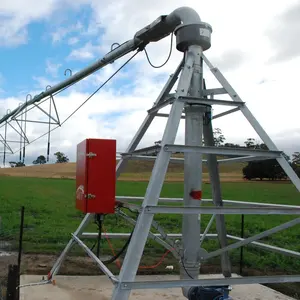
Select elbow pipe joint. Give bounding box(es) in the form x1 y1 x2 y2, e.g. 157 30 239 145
134 6 212 52
165 6 202 26
166 7 213 52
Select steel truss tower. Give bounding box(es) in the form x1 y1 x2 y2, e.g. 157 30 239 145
9 6 300 300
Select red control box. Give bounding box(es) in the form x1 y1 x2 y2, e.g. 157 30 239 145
76 138 116 214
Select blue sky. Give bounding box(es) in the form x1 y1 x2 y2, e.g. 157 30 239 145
0 0 300 166
0 8 101 97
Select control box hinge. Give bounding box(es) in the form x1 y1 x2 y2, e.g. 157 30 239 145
86 152 97 158
86 194 96 199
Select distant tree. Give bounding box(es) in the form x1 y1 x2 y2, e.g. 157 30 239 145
242 141 291 181
244 138 258 148
213 128 225 147
243 161 264 181
292 152 300 165
242 139 290 180
153 140 162 155
282 153 291 163
33 155 46 165
243 159 287 181
224 143 241 148
54 152 69 163
258 143 268 150
292 163 300 178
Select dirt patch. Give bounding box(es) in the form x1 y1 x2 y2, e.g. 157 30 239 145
0 252 17 278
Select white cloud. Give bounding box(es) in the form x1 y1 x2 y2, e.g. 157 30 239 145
51 22 84 44
67 42 100 61
0 0 58 46
45 59 62 77
68 37 80 45
0 16 28 47
1 0 300 166
0 0 89 47
32 76 56 90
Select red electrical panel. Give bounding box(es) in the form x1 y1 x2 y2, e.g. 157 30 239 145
76 138 116 214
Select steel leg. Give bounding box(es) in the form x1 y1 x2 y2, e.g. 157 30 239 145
203 111 232 277
111 48 196 300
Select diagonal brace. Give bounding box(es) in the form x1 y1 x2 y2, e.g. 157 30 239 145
7 122 28 143
72 234 118 283
33 103 59 124
0 134 13 153
202 217 300 260
15 119 29 144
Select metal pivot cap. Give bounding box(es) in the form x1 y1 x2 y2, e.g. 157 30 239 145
174 22 213 52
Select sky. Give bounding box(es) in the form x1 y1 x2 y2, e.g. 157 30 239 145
0 0 300 165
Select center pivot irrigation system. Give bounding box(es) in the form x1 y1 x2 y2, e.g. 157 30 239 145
10 6 300 300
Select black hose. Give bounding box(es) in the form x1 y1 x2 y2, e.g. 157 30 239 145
102 229 134 264
96 215 102 258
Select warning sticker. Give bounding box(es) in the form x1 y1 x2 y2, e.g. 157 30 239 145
199 28 211 38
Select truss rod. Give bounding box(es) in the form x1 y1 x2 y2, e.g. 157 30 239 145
72 234 118 283
7 122 27 142
203 217 300 260
143 206 300 215
0 133 13 153
121 275 300 290
14 120 58 125
212 107 240 119
15 119 29 144
33 104 58 124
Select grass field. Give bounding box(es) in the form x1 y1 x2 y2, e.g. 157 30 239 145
1 176 300 276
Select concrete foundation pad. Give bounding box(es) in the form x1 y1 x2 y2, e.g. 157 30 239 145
20 274 295 300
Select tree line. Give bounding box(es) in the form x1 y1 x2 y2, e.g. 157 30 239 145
242 147 300 181
213 130 300 181
9 152 69 167
7 128 300 181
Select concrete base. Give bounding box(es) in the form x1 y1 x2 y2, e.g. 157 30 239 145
20 274 295 300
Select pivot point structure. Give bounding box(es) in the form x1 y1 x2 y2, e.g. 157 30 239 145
8 6 300 300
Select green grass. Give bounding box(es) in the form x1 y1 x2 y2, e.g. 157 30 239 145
0 177 300 273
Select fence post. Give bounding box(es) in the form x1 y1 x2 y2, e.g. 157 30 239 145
17 207 25 271
16 206 25 300
6 265 18 300
239 214 245 275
